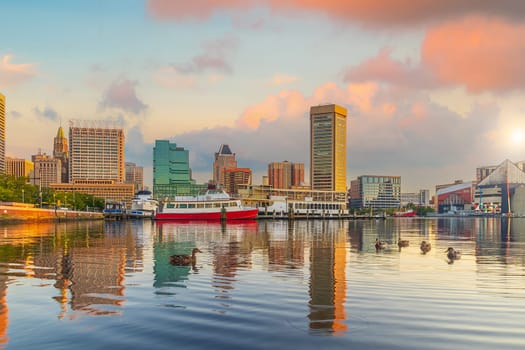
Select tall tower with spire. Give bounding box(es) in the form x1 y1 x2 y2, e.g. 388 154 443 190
53 125 69 183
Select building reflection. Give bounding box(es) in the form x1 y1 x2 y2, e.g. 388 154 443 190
0 221 146 325
0 261 8 350
305 221 348 335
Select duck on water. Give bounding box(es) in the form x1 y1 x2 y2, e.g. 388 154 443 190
170 248 202 266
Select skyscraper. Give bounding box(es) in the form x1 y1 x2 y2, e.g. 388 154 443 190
223 167 251 195
213 144 237 187
153 140 204 198
0 93 5 173
310 104 347 192
68 120 125 183
53 126 69 183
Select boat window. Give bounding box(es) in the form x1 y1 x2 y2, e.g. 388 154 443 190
167 203 175 209
214 203 221 208
188 204 195 208
205 203 211 208
180 204 187 209
197 203 204 208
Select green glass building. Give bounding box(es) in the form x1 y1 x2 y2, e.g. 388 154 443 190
153 140 206 199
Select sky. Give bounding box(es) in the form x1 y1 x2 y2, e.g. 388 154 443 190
2 0 525 193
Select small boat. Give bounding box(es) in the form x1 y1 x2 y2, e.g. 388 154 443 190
103 200 126 219
155 189 258 221
127 190 158 219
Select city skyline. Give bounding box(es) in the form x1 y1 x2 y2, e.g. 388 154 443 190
2 2 525 192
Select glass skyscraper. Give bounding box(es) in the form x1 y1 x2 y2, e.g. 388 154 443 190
153 140 204 198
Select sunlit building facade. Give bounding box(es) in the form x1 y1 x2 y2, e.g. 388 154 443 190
31 152 62 187
349 175 401 209
310 104 347 192
6 157 33 179
224 167 252 195
69 120 125 183
268 161 304 189
53 126 69 183
0 93 5 173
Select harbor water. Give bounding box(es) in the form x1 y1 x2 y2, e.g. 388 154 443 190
0 218 525 349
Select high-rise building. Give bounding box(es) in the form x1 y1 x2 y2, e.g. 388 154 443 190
31 152 62 187
224 167 252 195
51 121 133 206
310 104 347 192
268 161 305 189
53 125 69 183
0 93 5 173
6 157 34 178
69 120 125 183
213 144 237 187
153 140 204 198
125 162 144 193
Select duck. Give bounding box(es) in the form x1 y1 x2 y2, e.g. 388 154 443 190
398 239 409 248
375 238 387 250
445 247 461 260
420 241 431 254
170 248 202 265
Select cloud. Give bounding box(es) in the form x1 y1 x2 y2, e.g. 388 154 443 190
146 0 525 26
343 47 437 89
33 106 59 121
422 16 525 92
171 35 238 75
344 16 525 93
0 55 36 88
100 78 148 114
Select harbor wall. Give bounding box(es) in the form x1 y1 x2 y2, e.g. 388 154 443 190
0 204 104 222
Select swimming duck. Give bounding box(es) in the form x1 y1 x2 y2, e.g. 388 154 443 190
445 247 461 260
375 238 387 250
398 239 409 248
420 241 431 254
170 248 202 265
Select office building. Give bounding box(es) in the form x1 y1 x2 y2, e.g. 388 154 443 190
224 167 251 195
213 144 237 187
62 120 132 205
401 190 430 207
53 126 69 183
153 140 204 198
0 93 5 173
349 175 401 209
268 161 304 189
310 104 347 192
69 120 125 183
125 162 144 193
6 157 34 178
31 152 62 187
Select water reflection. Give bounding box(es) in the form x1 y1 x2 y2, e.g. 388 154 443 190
1 218 525 349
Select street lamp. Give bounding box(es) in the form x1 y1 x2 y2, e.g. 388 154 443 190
22 189 25 203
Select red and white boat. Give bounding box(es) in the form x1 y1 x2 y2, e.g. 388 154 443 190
155 189 258 220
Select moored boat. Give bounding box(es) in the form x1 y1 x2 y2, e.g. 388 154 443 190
127 190 158 218
155 189 258 220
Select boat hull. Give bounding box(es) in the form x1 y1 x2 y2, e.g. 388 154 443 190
155 208 258 221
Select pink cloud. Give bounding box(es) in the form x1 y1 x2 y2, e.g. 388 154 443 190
100 78 148 114
147 0 525 25
422 16 525 92
171 35 238 75
0 55 36 88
